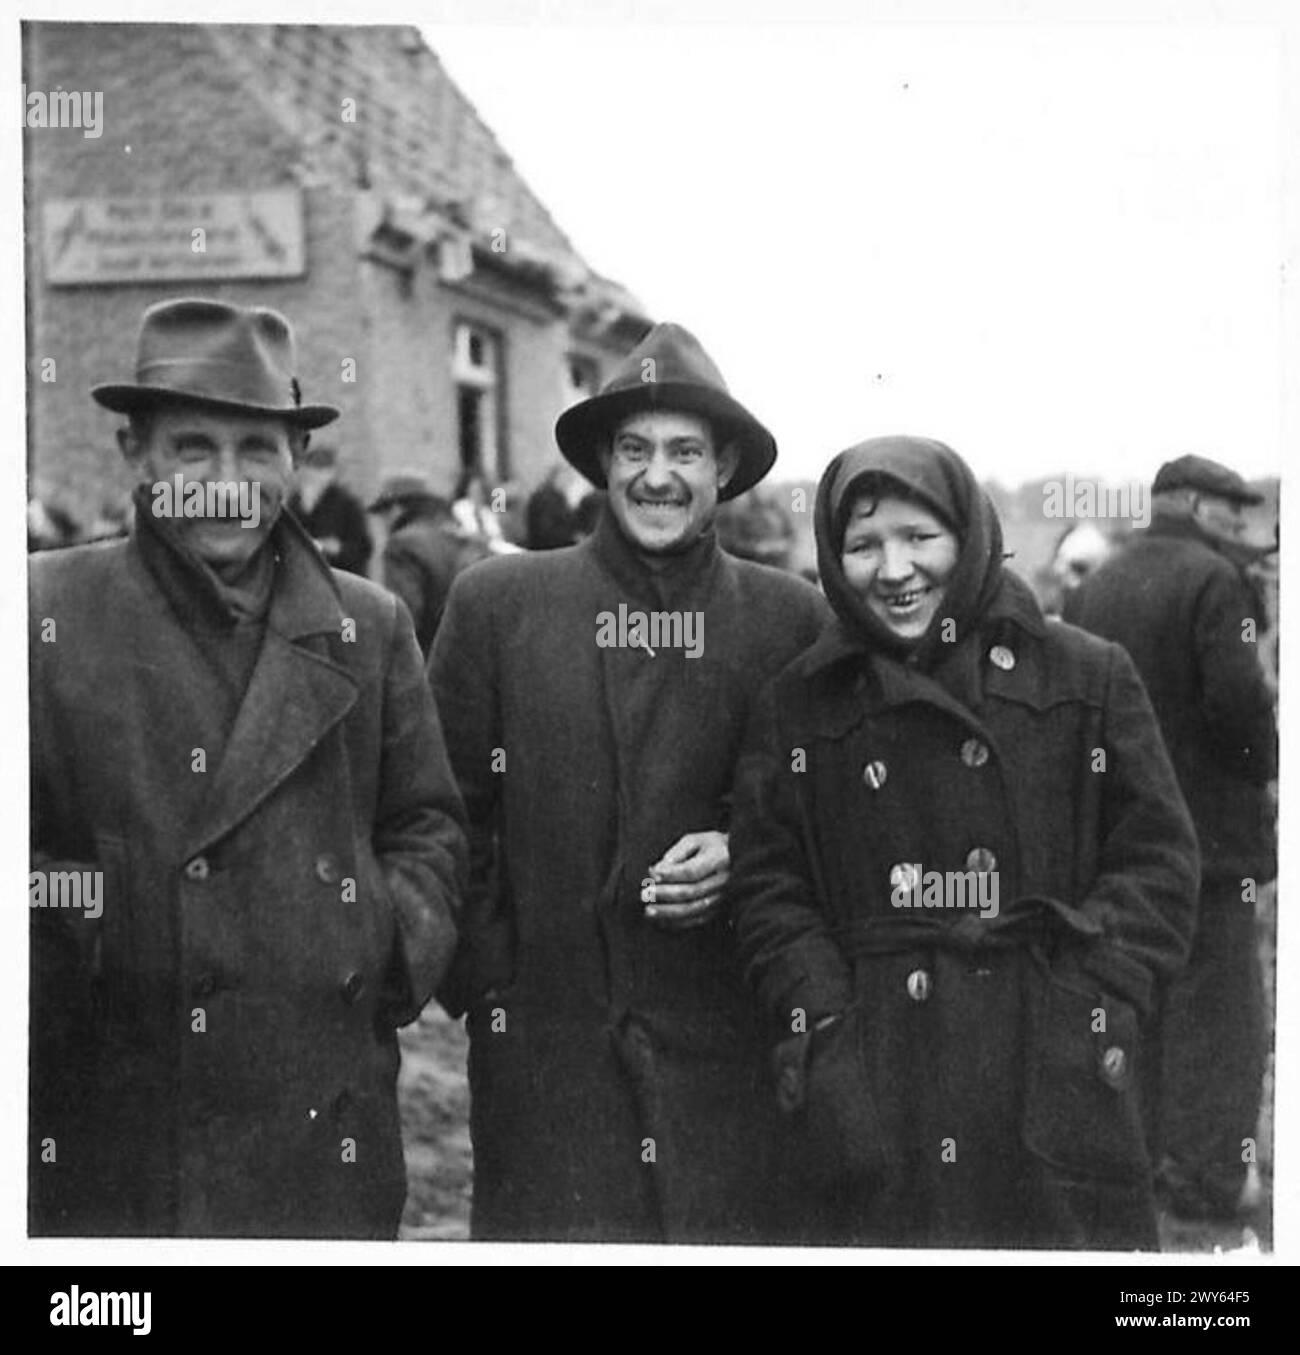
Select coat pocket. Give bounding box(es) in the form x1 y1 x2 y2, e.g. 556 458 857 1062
774 1010 891 1195
1022 953 1149 1183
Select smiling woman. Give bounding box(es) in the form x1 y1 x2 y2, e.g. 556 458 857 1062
839 484 960 644
727 433 1200 1250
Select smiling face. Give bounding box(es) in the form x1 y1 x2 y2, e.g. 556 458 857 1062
840 491 961 642
599 410 739 555
119 404 300 568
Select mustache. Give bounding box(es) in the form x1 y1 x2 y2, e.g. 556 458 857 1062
629 481 691 505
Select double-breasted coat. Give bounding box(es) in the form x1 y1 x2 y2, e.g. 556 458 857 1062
728 441 1199 1249
29 513 466 1237
730 577 1199 1247
429 508 829 1241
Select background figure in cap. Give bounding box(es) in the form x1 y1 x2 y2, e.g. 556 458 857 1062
288 443 373 577
1064 453 1277 1225
30 298 467 1237
369 472 492 657
430 322 830 1241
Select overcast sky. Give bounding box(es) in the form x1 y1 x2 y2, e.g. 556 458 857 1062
428 19 1281 489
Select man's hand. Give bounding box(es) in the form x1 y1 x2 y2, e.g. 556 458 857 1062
643 830 729 930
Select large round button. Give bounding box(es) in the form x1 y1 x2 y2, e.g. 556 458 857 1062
341 971 365 1003
988 645 1016 671
315 853 341 884
965 846 997 874
960 738 990 768
1100 1045 1127 1087
906 969 931 1002
862 760 888 790
184 856 210 881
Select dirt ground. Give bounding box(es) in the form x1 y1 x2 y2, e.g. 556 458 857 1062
397 882 1277 1251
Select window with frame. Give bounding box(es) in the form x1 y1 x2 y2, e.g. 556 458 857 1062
452 322 503 485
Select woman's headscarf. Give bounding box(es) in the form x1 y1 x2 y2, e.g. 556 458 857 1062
814 435 1005 671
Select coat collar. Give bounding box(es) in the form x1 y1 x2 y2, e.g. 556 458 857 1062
792 570 1057 747
1146 510 1271 571
587 500 724 610
1146 511 1221 551
133 488 348 638
132 511 363 857
800 569 1047 682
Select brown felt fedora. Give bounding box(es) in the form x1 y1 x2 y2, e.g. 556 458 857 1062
555 323 776 500
92 298 339 429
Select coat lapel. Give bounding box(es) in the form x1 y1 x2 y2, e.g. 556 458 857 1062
185 530 360 857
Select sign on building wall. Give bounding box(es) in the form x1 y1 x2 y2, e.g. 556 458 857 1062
43 190 306 285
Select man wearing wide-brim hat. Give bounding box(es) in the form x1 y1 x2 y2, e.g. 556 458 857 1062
29 298 467 1237
1065 452 1277 1227
430 322 831 1241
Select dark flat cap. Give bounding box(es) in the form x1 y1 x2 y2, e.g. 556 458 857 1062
1152 454 1263 505
368 471 440 512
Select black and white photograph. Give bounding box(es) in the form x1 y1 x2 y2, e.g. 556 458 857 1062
7 0 1295 1283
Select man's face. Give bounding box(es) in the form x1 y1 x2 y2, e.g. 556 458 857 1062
120 405 298 567
840 493 960 642
600 410 738 555
1193 491 1246 543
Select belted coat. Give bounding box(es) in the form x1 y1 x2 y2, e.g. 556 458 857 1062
429 508 830 1241
728 440 1199 1248
29 514 466 1238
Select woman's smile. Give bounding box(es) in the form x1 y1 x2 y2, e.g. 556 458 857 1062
840 493 960 642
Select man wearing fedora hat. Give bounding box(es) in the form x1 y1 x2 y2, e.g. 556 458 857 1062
1065 453 1277 1224
430 323 830 1242
29 298 467 1237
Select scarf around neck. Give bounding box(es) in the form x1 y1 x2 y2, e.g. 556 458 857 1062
132 483 280 624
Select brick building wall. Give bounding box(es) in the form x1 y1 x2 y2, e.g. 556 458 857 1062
24 22 649 532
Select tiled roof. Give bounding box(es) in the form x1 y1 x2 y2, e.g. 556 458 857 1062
208 23 624 298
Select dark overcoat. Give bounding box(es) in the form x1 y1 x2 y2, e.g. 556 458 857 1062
429 510 829 1241
29 521 466 1238
1063 513 1276 1207
1062 515 1276 883
729 572 1199 1248
288 481 373 577
382 507 491 655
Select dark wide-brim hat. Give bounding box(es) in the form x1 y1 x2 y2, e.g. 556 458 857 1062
92 297 339 429
555 322 776 501
1152 453 1263 505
